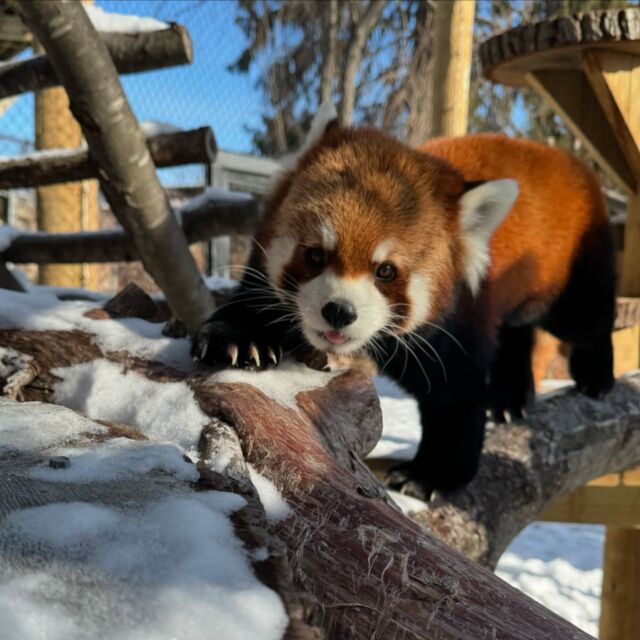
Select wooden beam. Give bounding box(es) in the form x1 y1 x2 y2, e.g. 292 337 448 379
599 527 640 640
526 69 636 193
582 51 640 182
0 127 217 189
0 24 193 100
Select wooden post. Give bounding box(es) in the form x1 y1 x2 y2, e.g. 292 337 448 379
600 527 640 640
430 0 475 137
34 1 100 289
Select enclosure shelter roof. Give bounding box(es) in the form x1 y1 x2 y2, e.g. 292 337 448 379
480 9 640 88
0 2 30 61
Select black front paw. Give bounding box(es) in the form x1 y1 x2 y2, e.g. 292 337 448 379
192 320 283 370
384 462 436 501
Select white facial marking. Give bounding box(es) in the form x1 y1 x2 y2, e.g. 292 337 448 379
265 235 296 289
372 239 395 264
406 273 432 330
296 270 390 354
459 179 519 294
318 221 337 251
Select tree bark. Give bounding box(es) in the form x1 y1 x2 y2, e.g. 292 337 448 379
2 193 260 265
3 287 640 638
338 0 384 125
0 127 217 189
319 0 339 105
15 0 214 335
0 24 193 100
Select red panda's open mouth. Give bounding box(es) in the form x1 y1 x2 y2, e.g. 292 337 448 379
319 330 350 346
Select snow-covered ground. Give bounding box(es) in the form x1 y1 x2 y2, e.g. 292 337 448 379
371 375 603 637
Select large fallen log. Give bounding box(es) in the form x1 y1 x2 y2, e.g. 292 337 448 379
0 127 217 189
0 23 193 100
2 191 260 264
3 286 640 638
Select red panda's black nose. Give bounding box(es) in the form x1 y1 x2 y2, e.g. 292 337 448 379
322 300 357 329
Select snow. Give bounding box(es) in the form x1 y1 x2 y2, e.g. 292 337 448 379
84 4 168 33
248 465 291 523
140 121 183 137
212 361 337 410
370 374 604 636
27 437 199 484
0 494 288 640
0 225 18 252
53 360 208 451
0 288 194 370
180 187 254 215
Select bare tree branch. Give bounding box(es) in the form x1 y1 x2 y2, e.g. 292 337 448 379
14 0 214 334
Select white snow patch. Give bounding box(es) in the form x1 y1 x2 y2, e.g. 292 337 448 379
140 120 182 137
84 4 168 33
7 502 121 548
180 187 254 215
0 288 194 370
248 465 291 523
0 493 287 640
387 490 427 515
27 438 199 484
497 523 604 636
0 225 18 252
212 361 337 410
0 398 104 451
204 274 239 290
53 360 208 450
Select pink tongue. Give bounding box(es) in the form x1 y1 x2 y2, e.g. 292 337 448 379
324 330 348 345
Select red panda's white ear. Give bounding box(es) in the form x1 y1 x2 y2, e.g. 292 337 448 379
459 179 519 293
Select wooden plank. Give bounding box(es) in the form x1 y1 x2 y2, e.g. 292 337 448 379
613 325 640 377
599 527 640 640
539 485 640 526
620 191 640 297
526 69 636 193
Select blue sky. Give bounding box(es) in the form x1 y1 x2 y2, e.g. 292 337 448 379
0 0 261 160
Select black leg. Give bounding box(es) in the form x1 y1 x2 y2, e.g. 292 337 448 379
488 325 535 423
378 320 491 499
542 227 616 399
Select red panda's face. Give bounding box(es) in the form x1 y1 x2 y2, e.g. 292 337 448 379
257 129 466 355
257 127 519 355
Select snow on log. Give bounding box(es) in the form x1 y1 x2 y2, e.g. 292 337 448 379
16 0 214 335
0 23 192 100
0 285 616 639
0 127 217 189
2 191 260 264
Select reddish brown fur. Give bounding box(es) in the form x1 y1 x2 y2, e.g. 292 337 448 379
258 128 607 338
423 134 609 336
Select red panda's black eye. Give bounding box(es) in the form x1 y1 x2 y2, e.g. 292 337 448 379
305 247 327 268
375 262 396 282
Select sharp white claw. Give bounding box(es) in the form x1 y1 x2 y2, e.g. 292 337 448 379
248 343 260 367
227 344 238 366
267 347 277 365
199 340 208 361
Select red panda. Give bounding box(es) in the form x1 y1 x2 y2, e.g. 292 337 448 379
193 122 615 499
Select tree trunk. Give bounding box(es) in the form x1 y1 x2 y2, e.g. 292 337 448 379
338 0 385 125
319 0 339 105
430 0 475 137
16 0 214 335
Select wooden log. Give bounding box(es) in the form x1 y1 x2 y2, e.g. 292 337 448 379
16 0 214 335
1 193 261 264
0 24 192 100
0 312 597 640
480 9 640 80
0 127 217 189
